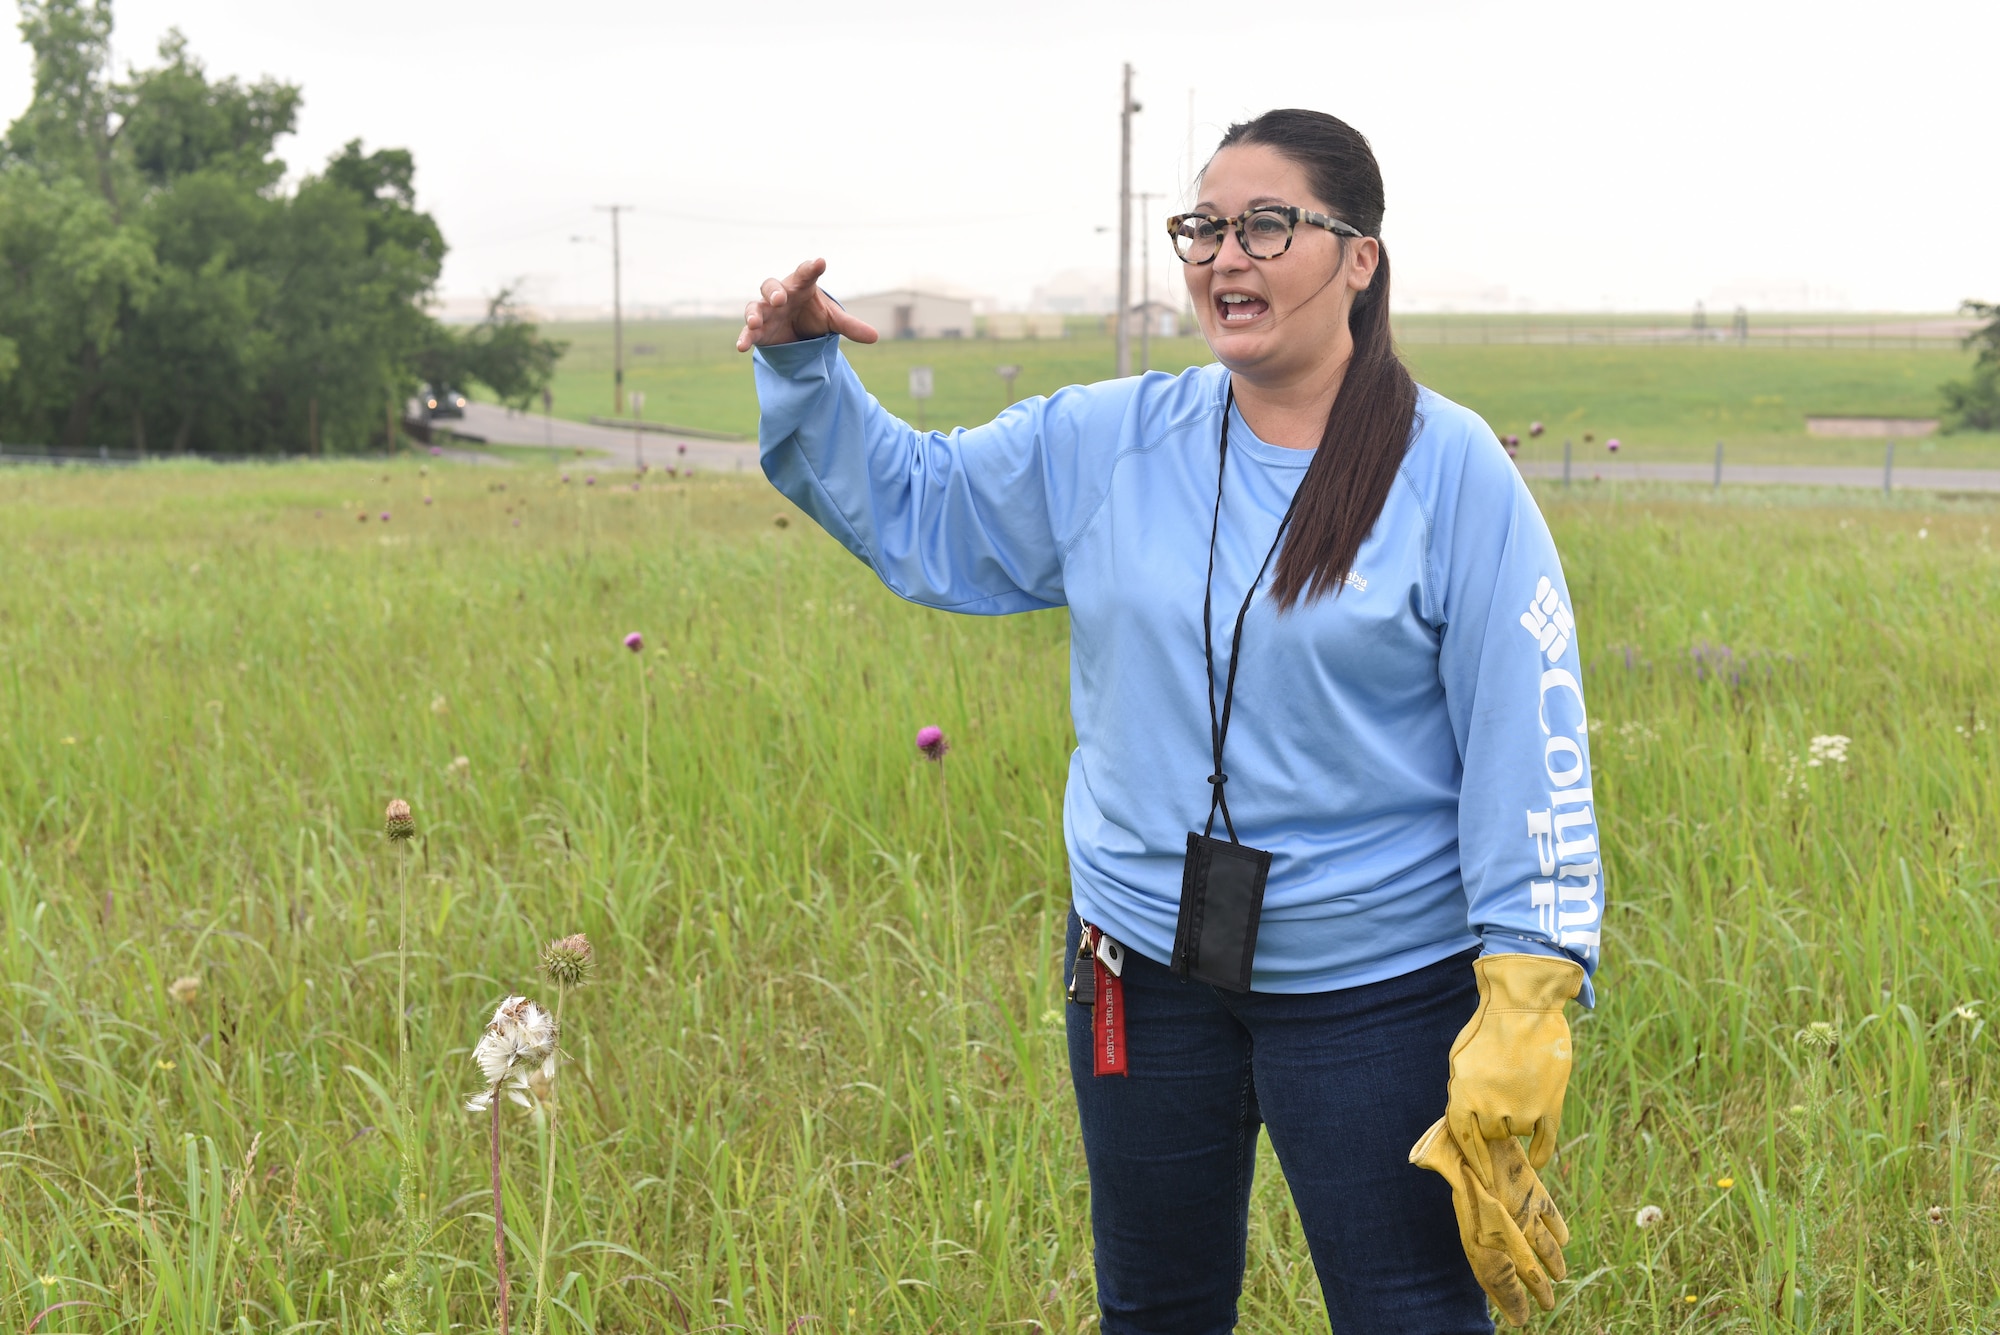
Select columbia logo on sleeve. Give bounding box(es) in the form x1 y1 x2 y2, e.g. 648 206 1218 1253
1519 577 1573 662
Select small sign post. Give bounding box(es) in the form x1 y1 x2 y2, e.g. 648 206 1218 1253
909 365 934 433
631 391 646 468
996 364 1022 407
542 386 553 449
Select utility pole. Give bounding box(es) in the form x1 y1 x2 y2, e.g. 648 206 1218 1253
1136 191 1164 373
1185 88 1199 329
1115 64 1139 379
594 204 634 415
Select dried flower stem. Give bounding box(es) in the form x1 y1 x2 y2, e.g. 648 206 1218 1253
389 806 423 1334
490 1081 512 1335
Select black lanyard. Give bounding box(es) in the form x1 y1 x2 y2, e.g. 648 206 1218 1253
1202 385 1303 844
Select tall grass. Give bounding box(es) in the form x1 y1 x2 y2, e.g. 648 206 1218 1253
0 460 1996 1331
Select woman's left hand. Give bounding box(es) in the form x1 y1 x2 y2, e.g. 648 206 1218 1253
1440 952 1585 1192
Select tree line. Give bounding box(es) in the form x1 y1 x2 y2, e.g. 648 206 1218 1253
1942 302 2000 433
0 0 563 455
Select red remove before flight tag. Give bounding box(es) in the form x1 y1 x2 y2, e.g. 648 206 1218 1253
1092 953 1127 1077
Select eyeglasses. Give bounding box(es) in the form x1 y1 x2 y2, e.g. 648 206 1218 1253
1166 205 1363 265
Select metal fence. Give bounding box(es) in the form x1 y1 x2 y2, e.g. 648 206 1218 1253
1389 317 1976 351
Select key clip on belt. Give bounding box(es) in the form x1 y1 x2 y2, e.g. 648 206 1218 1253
1067 921 1128 1077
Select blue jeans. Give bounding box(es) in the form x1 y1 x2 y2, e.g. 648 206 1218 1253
1065 911 1492 1334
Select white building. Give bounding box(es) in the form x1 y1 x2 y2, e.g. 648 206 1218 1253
843 290 975 340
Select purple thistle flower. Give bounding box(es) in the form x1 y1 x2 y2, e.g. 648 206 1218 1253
423 495 433 505
429 445 443 457
1607 438 1621 452
915 725 949 762
381 512 392 522
585 475 596 486
561 473 571 484
623 631 644 653
1529 421 1545 437
677 442 687 456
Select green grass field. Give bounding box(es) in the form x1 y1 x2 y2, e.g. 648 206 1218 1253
2 461 1998 1332
518 319 2000 471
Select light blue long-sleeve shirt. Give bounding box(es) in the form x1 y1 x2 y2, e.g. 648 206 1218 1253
755 336 1601 1002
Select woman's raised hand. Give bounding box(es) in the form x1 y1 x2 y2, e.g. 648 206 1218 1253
735 258 880 353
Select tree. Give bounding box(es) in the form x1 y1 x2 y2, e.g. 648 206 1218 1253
1939 300 2000 433
416 289 568 412
0 0 560 453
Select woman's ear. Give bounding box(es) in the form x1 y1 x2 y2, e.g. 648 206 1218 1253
1347 236 1381 293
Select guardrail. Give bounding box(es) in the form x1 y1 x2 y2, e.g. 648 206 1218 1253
587 416 747 442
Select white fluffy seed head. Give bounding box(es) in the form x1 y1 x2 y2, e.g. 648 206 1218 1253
471 995 558 1090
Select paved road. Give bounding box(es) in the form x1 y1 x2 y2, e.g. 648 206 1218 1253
1515 459 2000 493
453 402 762 476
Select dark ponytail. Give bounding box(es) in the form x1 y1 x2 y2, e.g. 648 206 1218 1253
1211 109 1418 610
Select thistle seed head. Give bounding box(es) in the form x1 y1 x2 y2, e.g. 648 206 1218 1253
1634 1204 1664 1229
167 975 201 1006
540 933 595 990
468 995 558 1108
384 798 416 841
525 1052 559 1107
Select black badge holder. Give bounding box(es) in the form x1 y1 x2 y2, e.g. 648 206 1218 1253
1171 387 1301 994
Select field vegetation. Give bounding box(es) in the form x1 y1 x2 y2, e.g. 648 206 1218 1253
2 459 1997 1332
512 319 2000 471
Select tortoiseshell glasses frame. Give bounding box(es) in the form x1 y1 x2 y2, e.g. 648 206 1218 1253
1166 205 1363 265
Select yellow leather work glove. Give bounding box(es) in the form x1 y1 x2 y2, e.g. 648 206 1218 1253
1410 1116 1570 1327
1445 953 1585 1191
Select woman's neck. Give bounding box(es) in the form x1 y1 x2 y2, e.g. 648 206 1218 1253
1228 345 1352 450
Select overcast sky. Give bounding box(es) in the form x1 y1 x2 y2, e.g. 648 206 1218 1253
5 0 1995 314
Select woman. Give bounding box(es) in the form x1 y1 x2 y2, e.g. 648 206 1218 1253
738 109 1601 1334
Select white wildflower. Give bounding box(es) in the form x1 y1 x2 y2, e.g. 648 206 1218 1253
465 995 558 1112
1805 734 1850 768
1777 753 1809 800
